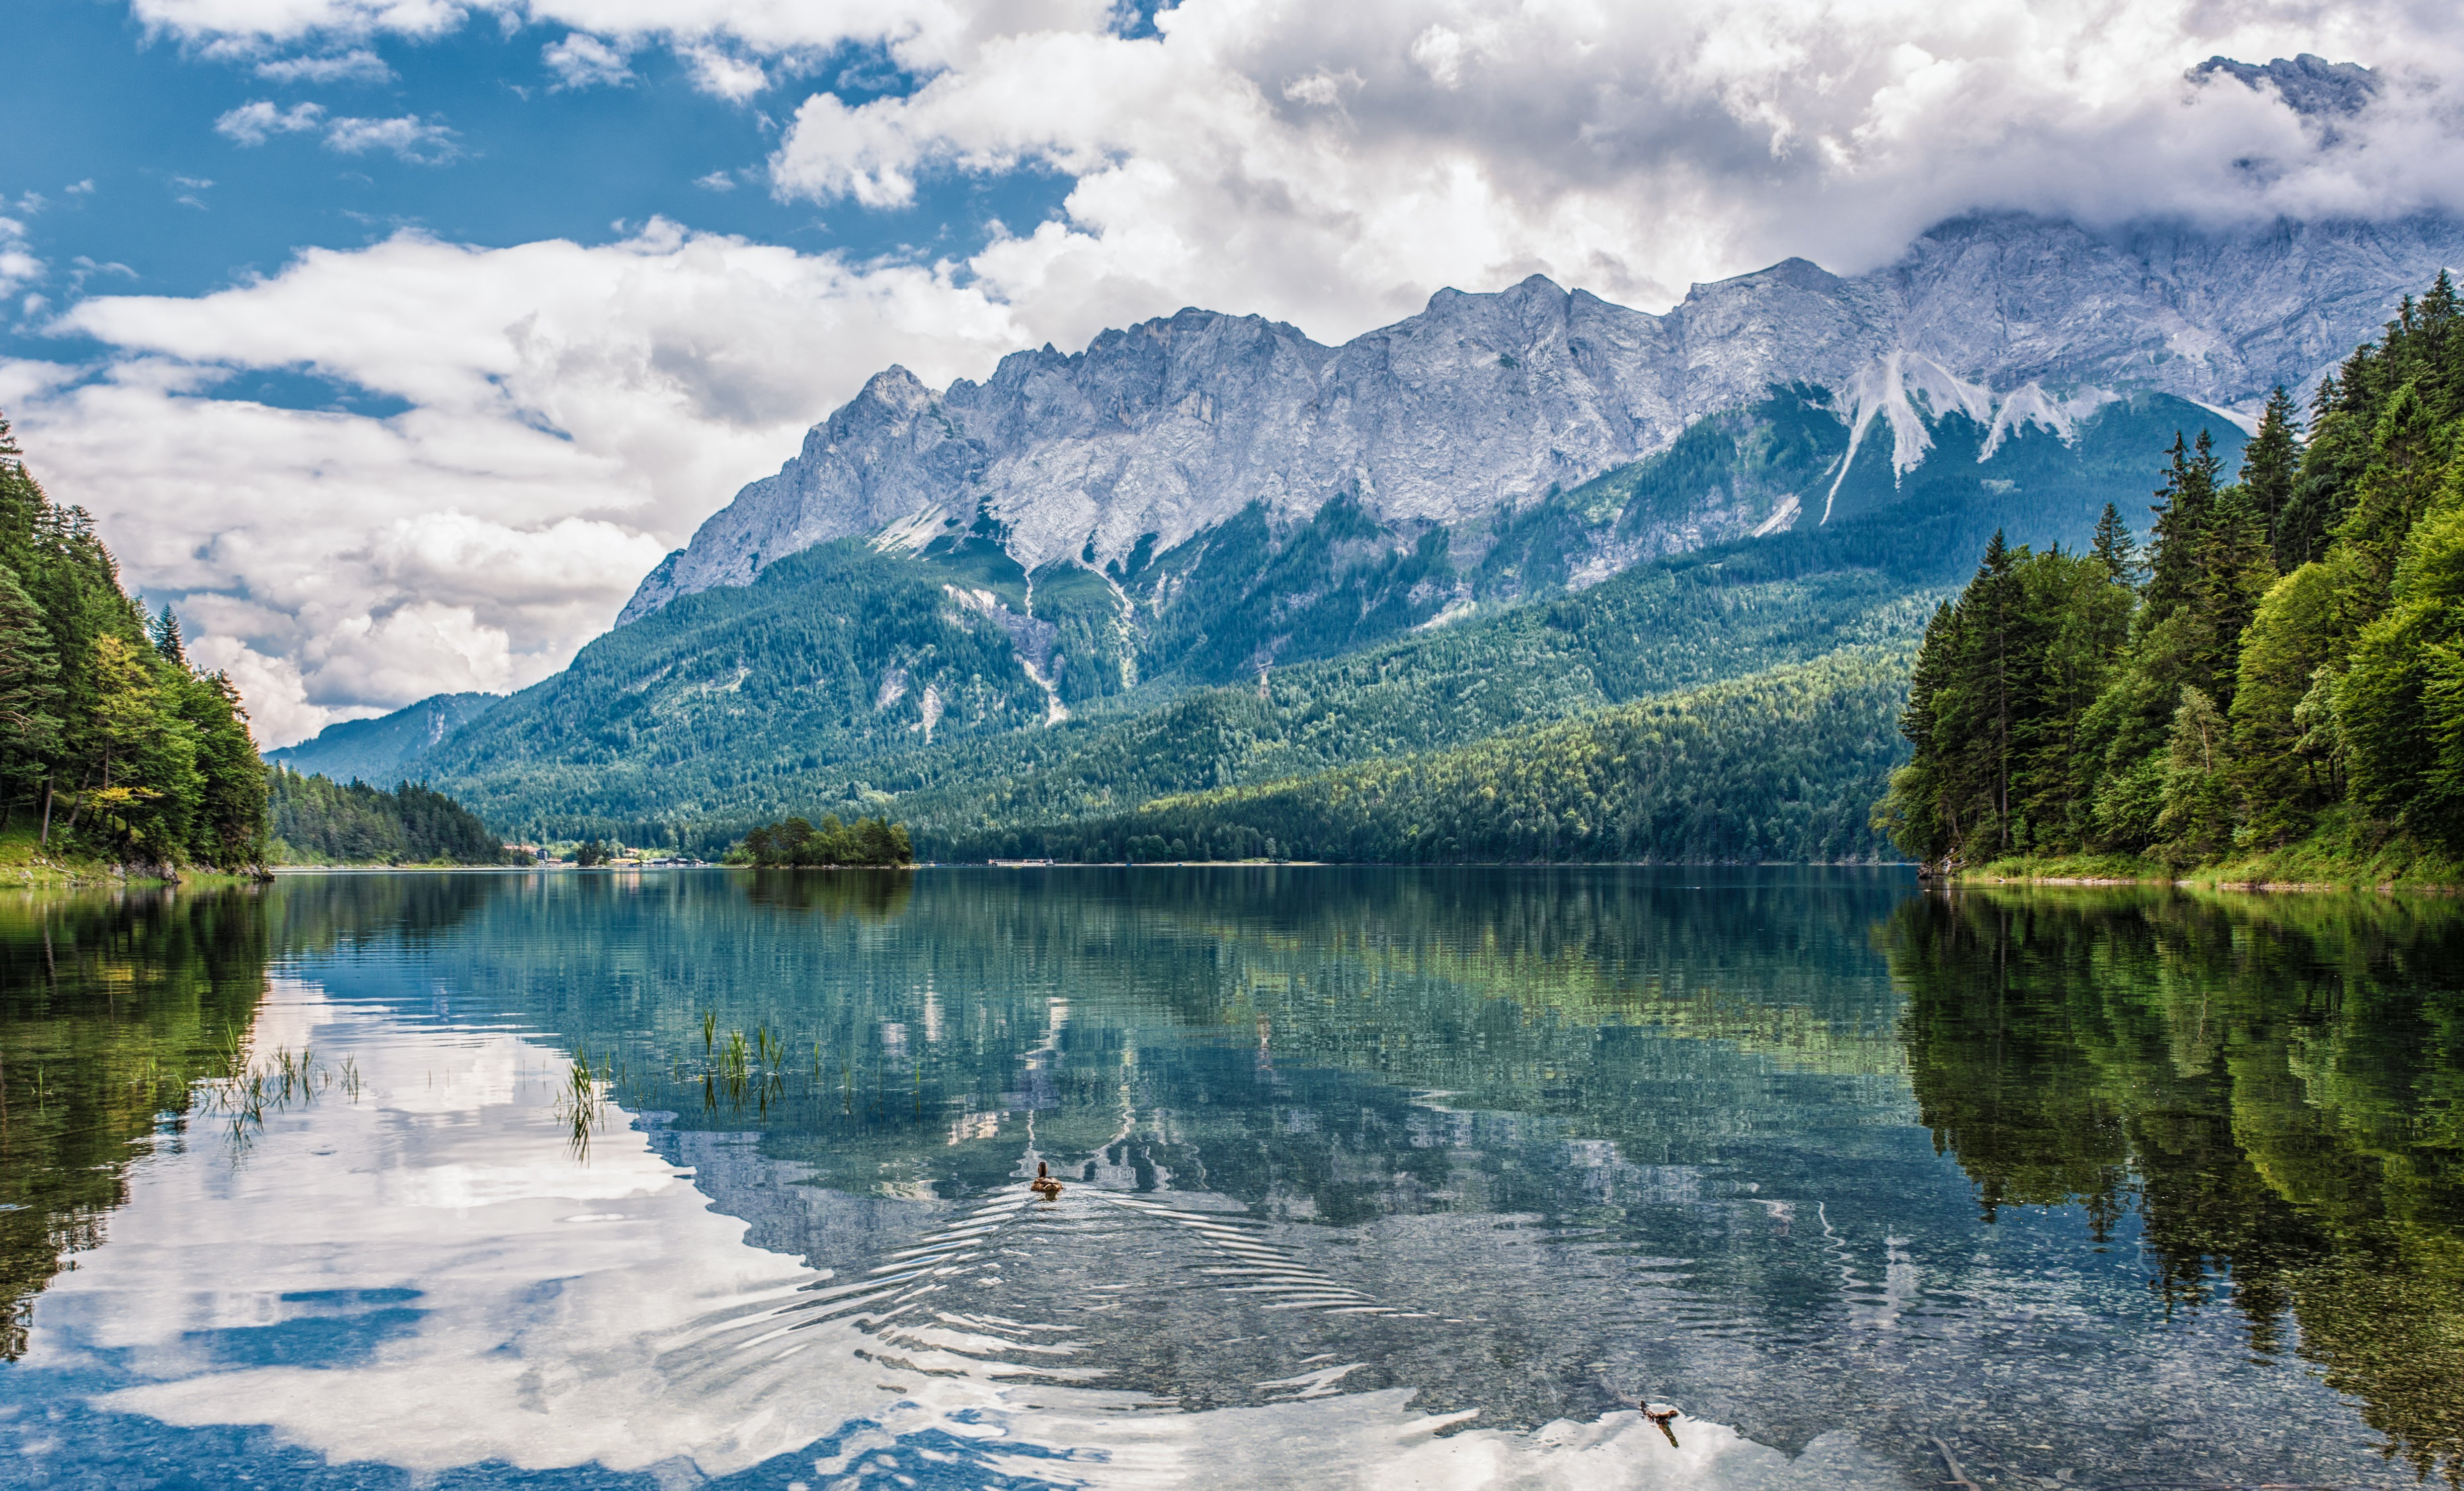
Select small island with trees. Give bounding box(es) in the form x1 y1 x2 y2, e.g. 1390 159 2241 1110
726 814 913 867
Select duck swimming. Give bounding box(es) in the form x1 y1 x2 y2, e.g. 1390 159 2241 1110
1030 1161 1063 1199
1641 1402 1680 1448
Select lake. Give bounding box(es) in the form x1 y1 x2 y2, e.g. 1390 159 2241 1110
1 868 2458 1490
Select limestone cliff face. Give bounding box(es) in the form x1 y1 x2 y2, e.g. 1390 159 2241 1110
620 213 2464 624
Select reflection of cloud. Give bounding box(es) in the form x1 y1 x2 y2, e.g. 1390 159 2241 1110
25 980 1896 1487
35 983 860 1477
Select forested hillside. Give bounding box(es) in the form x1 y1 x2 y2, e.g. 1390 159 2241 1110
265 768 518 866
0 415 265 871
416 389 2231 860
937 647 1911 864
1880 273 2464 879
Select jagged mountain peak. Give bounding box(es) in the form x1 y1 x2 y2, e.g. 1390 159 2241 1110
617 212 2464 625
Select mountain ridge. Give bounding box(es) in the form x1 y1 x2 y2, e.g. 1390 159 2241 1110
621 212 2464 625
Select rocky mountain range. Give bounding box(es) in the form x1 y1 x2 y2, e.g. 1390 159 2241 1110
621 212 2464 627
278 207 2463 856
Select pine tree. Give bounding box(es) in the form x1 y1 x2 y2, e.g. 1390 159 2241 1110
2145 431 2226 626
2090 502 2137 581
149 603 185 665
2241 387 2302 563
0 561 63 816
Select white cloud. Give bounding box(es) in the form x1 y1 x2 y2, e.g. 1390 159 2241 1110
64 179 97 195
215 98 326 144
60 0 2464 747
0 216 40 297
542 31 630 88
254 46 395 82
322 112 460 161
677 42 768 100
8 222 1029 743
131 0 468 45
693 169 737 191
215 99 457 163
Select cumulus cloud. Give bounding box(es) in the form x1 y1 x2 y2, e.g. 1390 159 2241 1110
254 46 394 83
322 112 459 161
59 0 2464 743
215 99 326 144
216 99 458 162
0 216 40 298
543 31 630 88
6 222 1029 743
152 0 2464 329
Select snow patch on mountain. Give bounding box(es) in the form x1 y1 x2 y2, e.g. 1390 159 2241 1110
620 214 2464 624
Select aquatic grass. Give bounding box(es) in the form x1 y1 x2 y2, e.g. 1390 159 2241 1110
192 1041 345 1147
557 1046 607 1160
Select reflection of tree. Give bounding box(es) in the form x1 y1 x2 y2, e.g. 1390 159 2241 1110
356 867 1919 1250
0 887 273 1358
741 868 914 921
261 869 506 955
1888 887 2464 1484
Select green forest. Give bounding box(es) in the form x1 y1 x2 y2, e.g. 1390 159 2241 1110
940 647 1910 863
1880 273 2464 881
728 813 913 867
264 767 519 866
0 415 265 873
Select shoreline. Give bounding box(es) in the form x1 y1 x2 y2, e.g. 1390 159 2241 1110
1950 871 2462 895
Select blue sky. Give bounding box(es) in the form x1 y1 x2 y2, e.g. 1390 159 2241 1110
0 0 2452 745
1 0 1069 414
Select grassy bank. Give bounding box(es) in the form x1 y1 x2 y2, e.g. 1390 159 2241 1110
1965 810 2464 891
0 826 269 889
0 827 164 888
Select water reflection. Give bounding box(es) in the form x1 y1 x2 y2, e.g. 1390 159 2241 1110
0 887 269 1360
0 869 2456 1489
1890 885 2464 1485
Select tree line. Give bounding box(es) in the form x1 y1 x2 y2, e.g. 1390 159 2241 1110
1879 272 2464 874
937 647 1910 864
265 766 519 866
0 415 265 870
729 814 914 867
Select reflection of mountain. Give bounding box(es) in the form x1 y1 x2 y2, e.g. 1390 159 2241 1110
311 869 1915 1202
0 888 272 1357
1887 888 2464 1485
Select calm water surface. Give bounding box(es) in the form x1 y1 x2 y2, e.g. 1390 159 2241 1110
1 869 2459 1490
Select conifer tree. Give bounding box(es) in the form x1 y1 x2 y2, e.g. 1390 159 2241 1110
2090 502 2137 580
2240 386 2302 564
0 561 63 815
2144 431 2225 626
149 603 185 665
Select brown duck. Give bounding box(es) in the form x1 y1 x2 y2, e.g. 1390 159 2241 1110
1641 1402 1680 1448
1030 1161 1063 1199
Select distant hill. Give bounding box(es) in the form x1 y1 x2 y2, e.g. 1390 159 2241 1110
266 692 502 784
265 767 520 866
